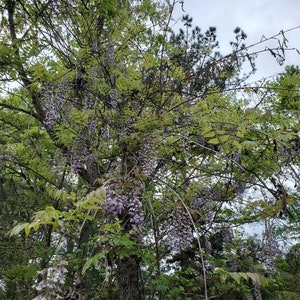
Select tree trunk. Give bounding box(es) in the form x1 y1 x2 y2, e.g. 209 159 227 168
117 255 142 300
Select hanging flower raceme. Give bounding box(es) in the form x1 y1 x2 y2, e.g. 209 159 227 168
261 222 280 273
104 186 127 215
104 184 144 229
168 206 193 253
128 188 144 228
43 80 69 129
32 260 68 300
139 135 158 177
253 282 262 300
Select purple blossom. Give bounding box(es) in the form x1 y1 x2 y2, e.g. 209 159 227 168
71 156 82 174
0 154 15 173
92 41 98 53
104 187 127 215
254 282 262 300
104 185 145 229
128 192 144 228
106 44 115 65
101 127 109 139
230 259 238 272
32 260 68 300
168 207 193 253
85 154 97 169
87 120 97 135
203 236 216 271
204 236 212 255
262 222 280 273
139 136 157 177
43 80 69 128
109 88 118 109
205 260 215 271
0 154 11 161
69 136 89 174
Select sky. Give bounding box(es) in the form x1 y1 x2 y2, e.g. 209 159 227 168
173 0 300 82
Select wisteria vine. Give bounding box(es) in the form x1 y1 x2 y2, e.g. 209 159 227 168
104 184 144 229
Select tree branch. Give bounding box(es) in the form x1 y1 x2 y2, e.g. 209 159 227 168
0 102 39 118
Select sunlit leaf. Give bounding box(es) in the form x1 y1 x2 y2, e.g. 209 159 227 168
208 138 219 144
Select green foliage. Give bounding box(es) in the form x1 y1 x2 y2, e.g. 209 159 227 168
226 270 268 286
275 65 300 110
0 0 299 299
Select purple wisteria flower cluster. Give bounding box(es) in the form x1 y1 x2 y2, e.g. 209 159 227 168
32 260 68 300
253 282 262 300
139 136 157 177
70 144 88 174
84 92 96 109
128 190 144 228
43 80 69 129
204 236 212 255
106 43 115 65
104 187 126 215
87 120 97 135
168 206 193 253
261 223 280 273
100 115 111 139
104 185 144 228
109 88 118 109
242 282 262 300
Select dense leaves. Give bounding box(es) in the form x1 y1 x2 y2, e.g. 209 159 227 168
0 0 299 299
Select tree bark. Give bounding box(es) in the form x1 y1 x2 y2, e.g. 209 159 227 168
117 255 142 300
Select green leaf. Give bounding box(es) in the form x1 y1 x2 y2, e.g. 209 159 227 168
219 135 230 142
203 131 216 138
236 131 244 138
111 235 136 247
216 130 226 135
202 125 213 134
32 222 40 231
9 223 30 237
214 268 228 282
228 272 241 284
241 140 258 149
82 252 107 275
24 224 31 237
232 140 242 151
228 272 268 286
208 138 219 144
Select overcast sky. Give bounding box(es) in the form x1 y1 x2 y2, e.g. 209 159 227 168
173 0 300 81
